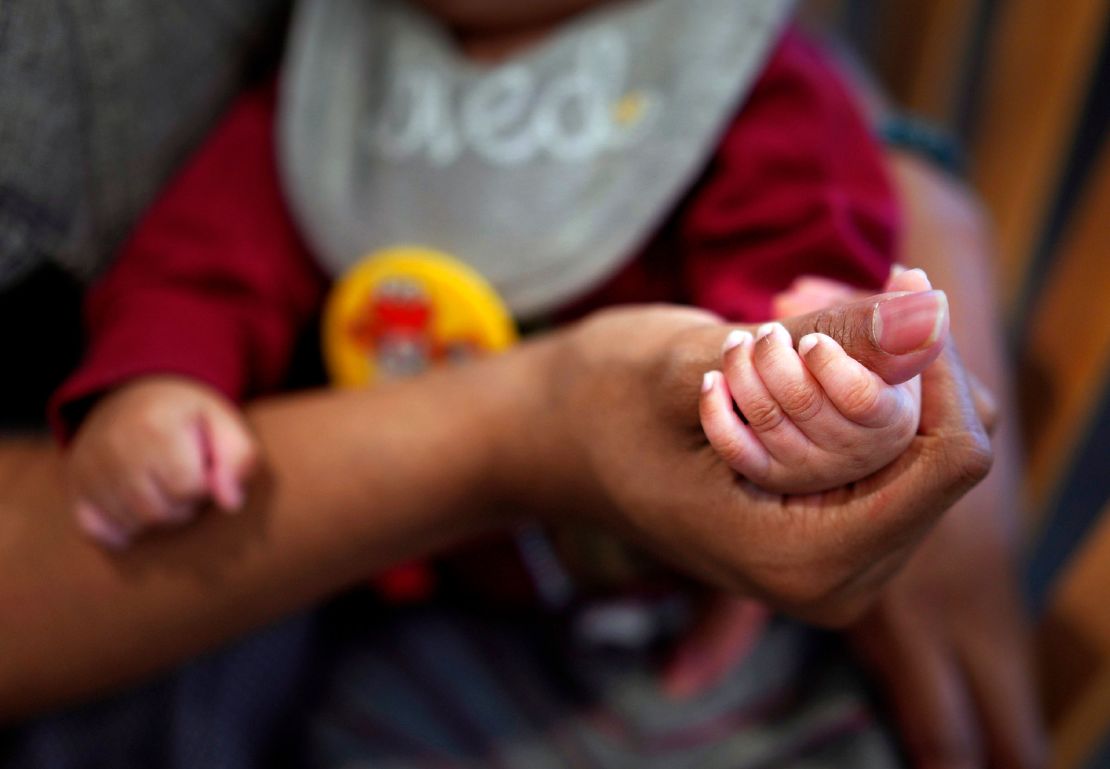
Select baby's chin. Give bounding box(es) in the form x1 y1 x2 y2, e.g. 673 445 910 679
408 0 615 34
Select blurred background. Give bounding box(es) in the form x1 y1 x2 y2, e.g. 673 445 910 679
1 1 1108 765
810 1 1110 767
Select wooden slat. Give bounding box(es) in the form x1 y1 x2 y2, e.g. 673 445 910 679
872 0 982 127
970 0 1108 313
1051 662 1110 769
1040 501 1110 726
1050 503 1110 655
1021 140 1110 514
796 0 982 128
1046 502 1110 767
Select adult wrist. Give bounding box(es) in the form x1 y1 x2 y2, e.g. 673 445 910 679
478 333 586 525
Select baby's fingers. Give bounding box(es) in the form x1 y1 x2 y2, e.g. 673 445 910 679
148 429 208 523
202 406 258 513
752 322 828 427
798 333 902 428
118 472 188 528
700 368 771 480
69 447 143 548
720 326 812 463
74 498 133 551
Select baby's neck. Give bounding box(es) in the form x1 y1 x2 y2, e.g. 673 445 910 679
453 25 555 64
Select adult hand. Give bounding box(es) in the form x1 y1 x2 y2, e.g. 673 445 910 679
519 287 991 626
661 267 931 695
660 279 1042 768
663 262 1043 764
849 501 1047 769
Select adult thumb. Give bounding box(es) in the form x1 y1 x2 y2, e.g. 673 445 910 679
780 287 949 385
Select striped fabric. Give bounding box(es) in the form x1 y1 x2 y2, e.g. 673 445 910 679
2 602 906 769
303 603 901 769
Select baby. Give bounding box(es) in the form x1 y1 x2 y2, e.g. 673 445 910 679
55 0 928 548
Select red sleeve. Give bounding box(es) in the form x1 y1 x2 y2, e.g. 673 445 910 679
681 29 899 322
50 83 327 441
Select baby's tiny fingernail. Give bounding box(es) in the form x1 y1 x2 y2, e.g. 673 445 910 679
224 485 246 514
903 268 932 289
76 505 131 550
887 266 932 292
701 371 718 393
756 322 791 347
798 333 821 357
721 329 752 354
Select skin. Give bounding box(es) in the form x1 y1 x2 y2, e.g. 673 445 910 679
68 377 258 548
410 0 616 60
847 155 1047 769
0 290 989 721
663 154 1047 769
554 300 987 625
840 45 1047 767
700 268 938 494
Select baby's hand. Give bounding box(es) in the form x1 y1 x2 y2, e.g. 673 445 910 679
700 267 946 494
67 376 258 549
700 321 927 494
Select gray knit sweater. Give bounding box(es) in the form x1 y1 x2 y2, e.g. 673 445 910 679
0 0 287 289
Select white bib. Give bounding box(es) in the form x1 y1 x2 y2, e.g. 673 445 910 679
280 0 791 318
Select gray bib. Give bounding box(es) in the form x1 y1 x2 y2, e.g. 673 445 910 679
280 0 790 318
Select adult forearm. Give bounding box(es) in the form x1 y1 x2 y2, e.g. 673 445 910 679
890 152 1022 534
0 342 547 721
858 152 1047 768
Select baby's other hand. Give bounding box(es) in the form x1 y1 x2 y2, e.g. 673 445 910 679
67 376 258 550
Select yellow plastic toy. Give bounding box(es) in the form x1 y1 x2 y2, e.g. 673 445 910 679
323 246 518 600
323 246 517 388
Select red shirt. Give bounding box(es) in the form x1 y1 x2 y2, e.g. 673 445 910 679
52 29 897 437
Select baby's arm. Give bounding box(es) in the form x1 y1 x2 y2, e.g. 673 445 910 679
67 376 257 549
700 269 945 494
50 86 325 549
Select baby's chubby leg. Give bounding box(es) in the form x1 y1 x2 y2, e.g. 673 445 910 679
701 270 945 494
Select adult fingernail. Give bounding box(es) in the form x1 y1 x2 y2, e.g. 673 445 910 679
872 290 948 355
798 333 821 357
721 329 751 354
